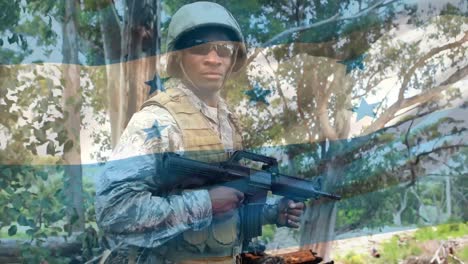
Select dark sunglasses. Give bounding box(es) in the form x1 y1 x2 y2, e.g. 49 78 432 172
183 39 237 58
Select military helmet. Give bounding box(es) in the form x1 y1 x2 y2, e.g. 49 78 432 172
166 2 247 76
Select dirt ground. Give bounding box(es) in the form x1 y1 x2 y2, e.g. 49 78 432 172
267 229 468 263
331 229 418 257
267 228 418 256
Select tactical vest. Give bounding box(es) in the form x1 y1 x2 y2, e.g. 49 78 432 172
141 87 244 261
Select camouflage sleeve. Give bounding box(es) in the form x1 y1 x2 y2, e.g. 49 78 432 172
95 105 213 248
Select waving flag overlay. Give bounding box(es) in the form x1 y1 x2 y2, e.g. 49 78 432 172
0 0 467 262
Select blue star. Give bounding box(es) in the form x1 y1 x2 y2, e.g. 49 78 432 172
143 120 168 142
338 54 366 74
244 83 272 105
353 99 379 121
145 74 170 95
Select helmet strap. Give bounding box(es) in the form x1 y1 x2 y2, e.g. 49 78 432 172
221 47 238 88
179 57 203 94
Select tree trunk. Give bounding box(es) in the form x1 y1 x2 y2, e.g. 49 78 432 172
62 0 84 231
100 0 161 147
445 176 451 218
300 199 337 261
300 149 342 261
392 189 409 226
298 58 351 260
122 56 157 126
99 3 125 148
122 0 160 128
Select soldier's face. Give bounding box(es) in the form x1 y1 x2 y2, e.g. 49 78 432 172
180 31 235 93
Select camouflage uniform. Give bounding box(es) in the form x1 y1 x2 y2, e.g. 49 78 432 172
96 2 280 263
95 79 279 263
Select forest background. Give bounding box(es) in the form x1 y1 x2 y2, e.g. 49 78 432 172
0 0 466 263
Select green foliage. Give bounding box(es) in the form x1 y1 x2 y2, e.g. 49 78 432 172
20 243 71 264
336 207 365 229
337 223 468 264
0 1 21 32
0 0 466 261
1 165 65 230
459 246 468 261
414 222 468 241
333 235 422 264
261 224 276 243
378 236 402 263
371 223 467 263
345 254 366 264
15 15 57 47
8 225 18 236
335 251 369 264
441 3 467 16
0 62 103 261
0 163 98 262
0 48 29 64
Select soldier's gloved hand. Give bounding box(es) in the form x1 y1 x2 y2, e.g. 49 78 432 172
208 186 244 219
276 198 305 228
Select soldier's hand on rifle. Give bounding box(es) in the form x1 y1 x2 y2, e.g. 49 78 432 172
277 198 305 228
208 186 244 219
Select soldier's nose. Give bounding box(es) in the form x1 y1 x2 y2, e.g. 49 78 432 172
204 50 222 64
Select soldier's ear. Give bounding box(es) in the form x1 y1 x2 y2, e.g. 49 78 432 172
175 52 186 78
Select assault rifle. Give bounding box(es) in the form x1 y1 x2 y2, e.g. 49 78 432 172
158 151 341 250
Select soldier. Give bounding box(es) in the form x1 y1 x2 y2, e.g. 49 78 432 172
96 2 304 263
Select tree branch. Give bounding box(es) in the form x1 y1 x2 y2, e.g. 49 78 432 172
382 107 437 131
296 74 315 143
243 0 398 69
414 144 468 166
363 31 468 134
440 64 468 86
404 117 417 182
264 54 290 114
364 84 447 133
352 74 396 100
398 31 468 102
264 0 397 48
395 188 409 216
336 141 467 198
311 65 339 140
